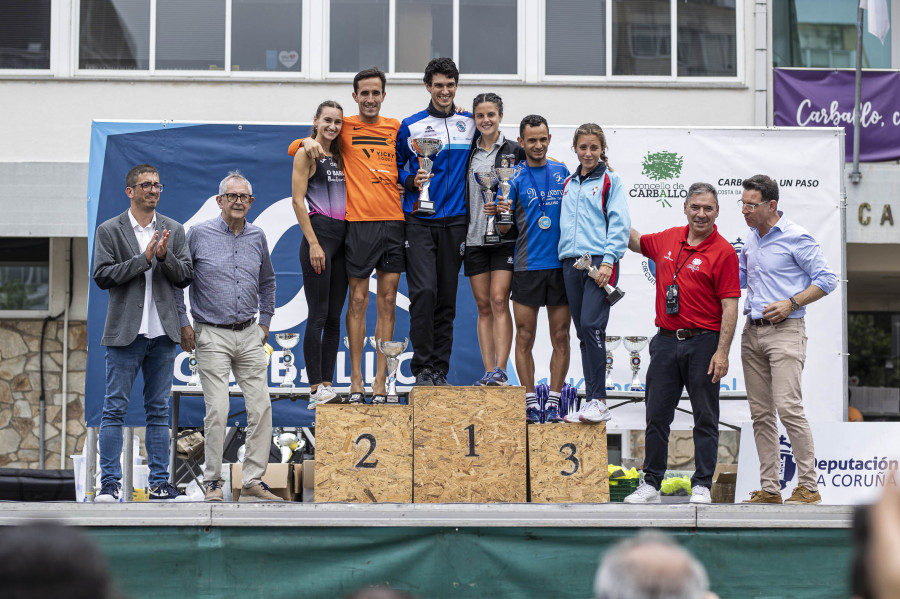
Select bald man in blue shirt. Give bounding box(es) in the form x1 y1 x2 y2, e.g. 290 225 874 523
737 174 837 506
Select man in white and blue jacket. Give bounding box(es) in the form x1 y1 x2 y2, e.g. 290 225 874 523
558 129 630 424
396 57 476 386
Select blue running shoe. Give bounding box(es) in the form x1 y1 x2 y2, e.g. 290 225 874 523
544 404 563 423
526 406 541 424
474 371 494 386
95 481 121 503
149 481 190 502
487 367 509 386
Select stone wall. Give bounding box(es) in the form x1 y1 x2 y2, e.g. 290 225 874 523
0 320 87 469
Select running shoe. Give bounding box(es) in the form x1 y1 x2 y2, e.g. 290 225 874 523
474 371 494 386
308 386 338 409
526 406 541 424
486 368 509 386
579 399 612 423
95 481 121 503
544 404 564 423
689 485 712 504
149 481 190 502
623 482 661 504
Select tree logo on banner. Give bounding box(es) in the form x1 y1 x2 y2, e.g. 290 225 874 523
640 151 684 208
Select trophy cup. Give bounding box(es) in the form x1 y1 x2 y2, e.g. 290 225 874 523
495 155 517 226
408 137 444 216
275 332 300 387
377 338 409 404
187 350 201 387
605 336 621 391
574 253 625 306
474 169 501 245
623 336 649 392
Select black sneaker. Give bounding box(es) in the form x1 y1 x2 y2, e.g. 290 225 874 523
347 392 365 404
149 481 190 502
431 371 449 386
95 481 121 503
415 369 434 386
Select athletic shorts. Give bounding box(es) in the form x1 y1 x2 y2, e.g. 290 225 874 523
464 243 515 277
345 220 406 278
511 268 568 307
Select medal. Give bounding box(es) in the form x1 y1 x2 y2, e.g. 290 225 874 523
538 215 552 230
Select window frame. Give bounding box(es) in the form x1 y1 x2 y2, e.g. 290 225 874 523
71 0 310 80
0 0 59 77
323 0 524 81
540 0 744 84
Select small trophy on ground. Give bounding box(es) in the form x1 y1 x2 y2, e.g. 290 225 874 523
623 336 649 392
377 338 409 404
605 336 621 391
187 350 201 387
574 252 625 305
409 137 444 216
275 332 300 388
474 169 501 245
495 155 517 226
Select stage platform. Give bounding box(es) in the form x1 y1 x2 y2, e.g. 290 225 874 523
0 502 856 599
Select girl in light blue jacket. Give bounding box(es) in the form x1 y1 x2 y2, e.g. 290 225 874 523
558 123 631 424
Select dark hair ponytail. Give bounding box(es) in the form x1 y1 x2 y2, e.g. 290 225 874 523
312 100 344 170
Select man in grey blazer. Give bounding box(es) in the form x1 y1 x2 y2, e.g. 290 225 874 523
92 164 193 502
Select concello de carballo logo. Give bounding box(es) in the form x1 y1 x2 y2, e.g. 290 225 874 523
630 151 687 208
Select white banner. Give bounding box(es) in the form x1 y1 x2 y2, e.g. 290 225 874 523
736 422 900 505
499 125 846 431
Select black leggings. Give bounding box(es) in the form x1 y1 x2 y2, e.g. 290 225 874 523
300 215 348 386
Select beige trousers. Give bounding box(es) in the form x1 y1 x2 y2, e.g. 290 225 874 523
741 317 817 493
195 322 272 487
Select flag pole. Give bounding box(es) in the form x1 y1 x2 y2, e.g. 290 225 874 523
851 4 864 184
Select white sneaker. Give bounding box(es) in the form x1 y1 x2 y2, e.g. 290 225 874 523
689 485 712 504
563 401 584 423
308 386 338 410
623 482 661 504
579 399 612 423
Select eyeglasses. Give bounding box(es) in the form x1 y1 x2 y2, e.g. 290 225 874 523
131 182 164 192
737 199 766 212
222 193 253 204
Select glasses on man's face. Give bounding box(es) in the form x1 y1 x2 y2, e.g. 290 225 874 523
222 193 252 204
131 182 164 192
737 199 765 212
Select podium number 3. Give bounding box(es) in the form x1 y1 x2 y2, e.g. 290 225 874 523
354 433 379 469
560 443 579 476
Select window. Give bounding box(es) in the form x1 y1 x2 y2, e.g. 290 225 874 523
546 0 737 79
78 0 304 73
773 0 892 68
0 0 51 70
0 239 49 311
545 0 606 77
329 0 518 75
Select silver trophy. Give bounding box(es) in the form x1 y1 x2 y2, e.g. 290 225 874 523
623 336 649 392
377 338 409 404
275 332 300 387
408 137 444 216
605 336 621 391
474 169 501 245
187 350 201 387
574 253 625 305
495 155 517 226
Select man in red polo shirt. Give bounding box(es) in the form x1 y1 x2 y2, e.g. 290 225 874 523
623 182 740 505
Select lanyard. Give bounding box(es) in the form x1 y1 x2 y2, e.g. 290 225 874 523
672 243 697 284
525 164 550 216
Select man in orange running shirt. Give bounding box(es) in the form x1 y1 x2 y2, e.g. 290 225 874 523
290 68 404 404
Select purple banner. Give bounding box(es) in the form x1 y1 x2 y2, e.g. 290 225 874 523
773 68 900 163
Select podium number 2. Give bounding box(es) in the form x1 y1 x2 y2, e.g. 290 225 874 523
560 443 579 476
354 433 379 469
464 424 479 457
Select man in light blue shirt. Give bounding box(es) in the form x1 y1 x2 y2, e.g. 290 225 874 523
738 174 837 506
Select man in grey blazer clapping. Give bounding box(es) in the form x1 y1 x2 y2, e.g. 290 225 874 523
92 164 192 502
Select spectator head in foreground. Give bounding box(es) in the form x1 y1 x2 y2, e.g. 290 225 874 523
594 530 719 599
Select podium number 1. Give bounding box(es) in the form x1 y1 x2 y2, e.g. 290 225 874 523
354 433 379 469
464 424 479 457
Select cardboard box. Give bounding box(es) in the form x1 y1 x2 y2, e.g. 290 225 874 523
302 459 315 489
711 463 738 504
230 463 293 501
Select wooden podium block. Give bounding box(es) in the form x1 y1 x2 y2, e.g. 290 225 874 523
314 404 413 503
527 423 609 503
412 386 527 503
